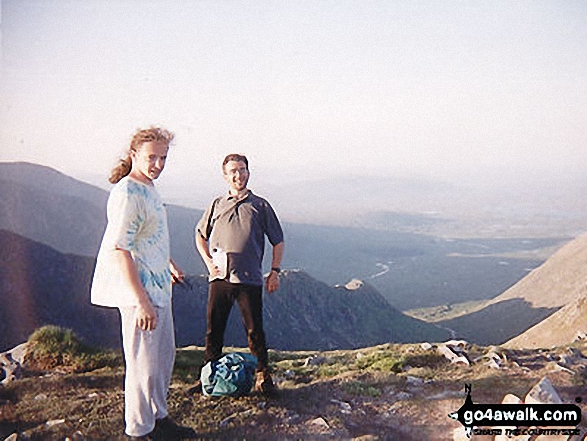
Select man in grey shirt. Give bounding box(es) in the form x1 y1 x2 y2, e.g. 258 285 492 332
195 153 284 396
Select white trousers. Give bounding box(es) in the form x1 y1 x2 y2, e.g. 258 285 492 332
119 305 176 437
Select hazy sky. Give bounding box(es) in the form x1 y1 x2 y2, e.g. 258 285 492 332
1 0 586 207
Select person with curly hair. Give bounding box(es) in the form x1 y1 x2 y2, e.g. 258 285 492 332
91 127 195 440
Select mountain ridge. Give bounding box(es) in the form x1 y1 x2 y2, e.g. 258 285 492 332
0 161 558 312
0 230 449 352
439 233 587 346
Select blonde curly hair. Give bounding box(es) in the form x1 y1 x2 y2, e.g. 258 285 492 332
109 127 175 184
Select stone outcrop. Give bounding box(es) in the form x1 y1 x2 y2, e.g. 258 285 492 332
0 342 28 385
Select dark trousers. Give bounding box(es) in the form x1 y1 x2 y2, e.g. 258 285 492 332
205 280 268 372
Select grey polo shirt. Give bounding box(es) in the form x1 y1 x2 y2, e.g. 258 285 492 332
196 190 284 286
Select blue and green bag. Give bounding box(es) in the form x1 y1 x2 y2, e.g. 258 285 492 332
200 352 258 397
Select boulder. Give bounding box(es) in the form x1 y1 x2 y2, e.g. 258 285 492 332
437 344 470 365
0 343 27 385
502 393 523 404
524 376 562 405
304 355 327 367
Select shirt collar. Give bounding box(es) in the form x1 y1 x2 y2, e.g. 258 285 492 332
226 189 252 202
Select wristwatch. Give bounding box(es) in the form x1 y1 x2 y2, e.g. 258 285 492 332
271 267 281 274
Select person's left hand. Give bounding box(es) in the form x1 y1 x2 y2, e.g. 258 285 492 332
170 261 185 284
265 271 280 293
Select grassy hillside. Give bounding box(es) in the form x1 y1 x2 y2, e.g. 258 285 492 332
2 327 587 440
436 233 587 346
504 297 587 349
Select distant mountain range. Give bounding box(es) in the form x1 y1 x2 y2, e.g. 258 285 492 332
0 162 206 273
3 161 585 351
0 229 450 351
0 161 559 313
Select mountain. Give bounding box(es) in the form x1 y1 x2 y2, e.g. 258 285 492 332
485 233 587 309
504 296 587 349
0 162 108 208
0 162 205 273
0 229 120 351
0 161 561 313
173 271 450 350
0 230 449 351
439 233 587 346
0 178 107 257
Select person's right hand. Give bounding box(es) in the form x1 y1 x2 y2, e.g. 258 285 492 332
136 300 158 331
207 262 222 278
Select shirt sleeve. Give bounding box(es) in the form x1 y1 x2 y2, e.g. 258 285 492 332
263 201 284 246
196 198 218 241
104 186 142 251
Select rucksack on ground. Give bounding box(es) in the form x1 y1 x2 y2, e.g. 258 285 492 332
200 352 258 397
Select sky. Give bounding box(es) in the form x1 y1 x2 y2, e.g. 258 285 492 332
1 0 586 211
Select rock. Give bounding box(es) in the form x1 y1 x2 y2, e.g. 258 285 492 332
46 419 66 427
558 353 574 365
493 395 525 441
420 342 433 350
304 355 326 367
444 339 468 348
345 279 364 290
485 349 505 363
7 343 30 365
437 344 470 365
484 358 501 369
330 399 352 413
405 376 424 386
575 330 587 341
71 431 86 441
0 346 25 386
65 432 87 441
308 417 330 429
564 347 587 364
220 410 253 427
550 362 574 374
525 376 562 405
502 393 523 404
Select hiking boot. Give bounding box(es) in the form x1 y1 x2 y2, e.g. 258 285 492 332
254 370 278 398
153 417 197 440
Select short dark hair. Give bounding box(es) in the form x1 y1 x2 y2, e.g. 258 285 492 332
222 154 248 171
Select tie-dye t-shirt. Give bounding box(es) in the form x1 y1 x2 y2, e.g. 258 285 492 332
91 176 171 308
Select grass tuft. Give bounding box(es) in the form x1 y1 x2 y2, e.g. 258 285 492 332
25 325 120 373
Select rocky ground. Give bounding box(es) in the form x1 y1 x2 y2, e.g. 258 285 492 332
1 337 587 440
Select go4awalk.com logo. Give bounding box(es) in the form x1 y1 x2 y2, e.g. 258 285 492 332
448 384 581 438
